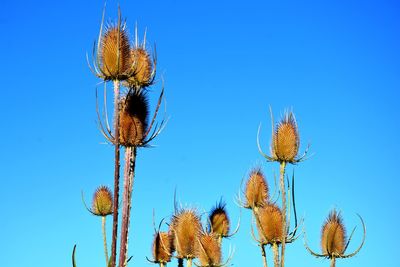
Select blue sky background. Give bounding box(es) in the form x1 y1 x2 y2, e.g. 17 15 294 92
1 0 399 266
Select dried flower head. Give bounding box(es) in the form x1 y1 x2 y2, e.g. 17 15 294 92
152 231 173 263
272 111 299 163
244 169 269 209
125 47 155 89
170 209 201 259
119 91 149 147
209 201 230 238
257 203 283 245
92 186 113 216
197 232 222 267
321 210 346 256
99 24 131 80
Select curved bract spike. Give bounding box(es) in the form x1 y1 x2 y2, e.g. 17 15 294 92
72 245 77 267
340 214 366 259
343 226 356 254
257 123 274 161
250 212 263 244
81 191 97 216
146 256 157 264
303 228 327 258
226 209 241 238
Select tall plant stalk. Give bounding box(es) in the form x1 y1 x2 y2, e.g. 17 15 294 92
330 258 336 267
102 216 109 266
119 146 137 266
111 80 121 267
272 243 279 267
279 161 287 267
260 245 268 267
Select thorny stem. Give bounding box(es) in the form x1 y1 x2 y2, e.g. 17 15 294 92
330 257 336 267
102 216 109 267
260 244 268 267
279 161 287 267
272 243 279 267
111 80 121 267
119 147 137 267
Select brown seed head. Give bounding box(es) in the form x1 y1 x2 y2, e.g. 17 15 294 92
119 91 149 147
272 112 299 163
209 201 230 238
92 186 113 216
321 210 346 257
125 47 153 89
257 203 283 244
100 25 131 80
197 233 222 267
245 169 269 209
170 209 201 259
152 231 173 263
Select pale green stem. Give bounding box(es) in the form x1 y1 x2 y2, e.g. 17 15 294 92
102 216 109 266
330 257 336 267
260 245 268 267
279 161 287 267
272 243 279 267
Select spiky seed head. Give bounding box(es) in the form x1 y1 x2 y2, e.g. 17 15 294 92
245 169 269 209
119 91 149 147
321 210 346 257
170 209 201 259
272 112 299 163
152 232 173 263
257 203 283 244
100 25 131 80
197 233 222 267
209 201 230 238
125 47 153 89
92 186 113 216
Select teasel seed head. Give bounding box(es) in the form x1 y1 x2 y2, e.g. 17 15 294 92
257 203 283 245
170 209 201 259
321 210 346 256
244 169 269 209
208 200 230 238
197 232 222 267
92 186 113 216
152 231 174 263
119 90 149 147
99 24 131 80
125 47 154 89
271 111 299 163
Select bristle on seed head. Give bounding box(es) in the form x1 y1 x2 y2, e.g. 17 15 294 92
209 200 230 238
272 111 299 163
321 210 346 256
244 169 269 209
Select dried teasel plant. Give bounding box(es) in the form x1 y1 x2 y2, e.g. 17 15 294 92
208 200 240 244
237 168 269 210
196 232 222 267
147 216 175 267
304 210 366 267
257 108 309 267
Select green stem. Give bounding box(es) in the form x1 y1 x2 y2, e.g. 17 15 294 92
272 243 279 267
260 244 268 267
102 216 109 266
279 161 287 267
111 80 121 267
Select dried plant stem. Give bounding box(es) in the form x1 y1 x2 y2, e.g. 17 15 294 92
111 80 121 267
178 258 184 267
187 258 192 267
119 146 137 267
330 258 336 267
102 216 109 266
160 263 166 267
272 243 279 267
279 161 287 267
260 244 268 267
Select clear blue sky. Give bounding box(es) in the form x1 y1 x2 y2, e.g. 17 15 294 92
1 0 399 266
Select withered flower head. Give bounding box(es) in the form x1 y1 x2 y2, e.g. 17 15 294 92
244 169 269 209
208 200 230 238
257 203 283 245
152 231 174 263
170 209 201 259
92 186 113 216
125 47 154 89
119 91 149 147
321 210 346 256
197 232 222 267
99 24 131 80
271 111 299 163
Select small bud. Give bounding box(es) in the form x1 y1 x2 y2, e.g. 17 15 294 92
92 186 113 216
125 47 154 89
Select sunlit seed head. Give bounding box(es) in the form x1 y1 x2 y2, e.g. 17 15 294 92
92 186 113 216
197 233 222 267
152 231 173 263
321 210 346 257
170 209 201 259
272 111 299 163
125 47 153 89
245 169 269 209
257 203 283 244
119 91 149 147
100 25 131 80
209 201 230 238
